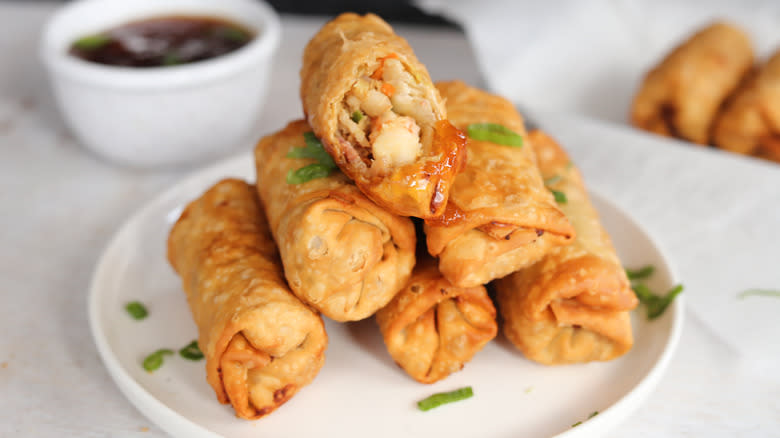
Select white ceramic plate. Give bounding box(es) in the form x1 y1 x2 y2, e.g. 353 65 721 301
88 152 683 438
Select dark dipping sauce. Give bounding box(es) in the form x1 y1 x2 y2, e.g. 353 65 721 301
69 15 255 67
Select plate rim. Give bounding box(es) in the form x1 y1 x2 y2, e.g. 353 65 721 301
88 152 684 438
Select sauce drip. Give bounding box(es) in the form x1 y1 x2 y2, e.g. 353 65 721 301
69 15 255 67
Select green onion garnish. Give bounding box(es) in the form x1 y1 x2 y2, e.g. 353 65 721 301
571 421 582 427
588 411 599 419
634 284 683 319
551 190 567 204
179 340 204 360
351 111 364 123
544 175 562 186
125 301 148 320
287 163 333 184
738 289 780 299
417 386 473 411
466 123 523 147
287 132 336 168
626 265 655 281
72 34 111 51
216 26 250 43
162 53 181 66
143 349 174 372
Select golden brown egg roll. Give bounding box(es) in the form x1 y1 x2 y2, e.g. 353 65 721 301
300 13 467 219
167 179 327 419
631 22 753 144
255 120 416 322
424 81 575 287
495 131 639 365
376 255 497 384
713 50 780 163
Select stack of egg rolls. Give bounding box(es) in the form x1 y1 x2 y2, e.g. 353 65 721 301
301 13 466 218
255 120 416 322
496 132 639 365
631 22 753 144
167 179 327 419
425 81 575 287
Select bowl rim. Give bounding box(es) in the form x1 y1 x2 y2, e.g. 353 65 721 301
40 0 280 90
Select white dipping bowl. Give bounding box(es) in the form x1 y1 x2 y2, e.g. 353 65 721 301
41 0 280 168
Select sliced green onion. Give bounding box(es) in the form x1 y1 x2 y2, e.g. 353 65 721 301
626 265 655 281
143 349 173 372
466 123 523 147
571 421 582 427
544 175 562 186
287 163 333 184
162 53 181 66
287 132 336 168
216 26 250 43
417 386 473 411
551 190 567 204
72 34 111 51
634 284 683 320
588 411 599 419
738 289 780 299
179 340 204 360
125 301 148 320
351 111 364 123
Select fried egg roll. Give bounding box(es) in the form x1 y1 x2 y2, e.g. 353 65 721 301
376 255 497 384
495 132 639 365
255 120 416 322
300 13 467 218
167 179 327 419
631 22 753 144
424 81 575 287
713 50 780 163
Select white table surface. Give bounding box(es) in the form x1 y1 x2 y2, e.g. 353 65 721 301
1 2 778 437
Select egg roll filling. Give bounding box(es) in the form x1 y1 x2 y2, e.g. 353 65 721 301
339 55 437 176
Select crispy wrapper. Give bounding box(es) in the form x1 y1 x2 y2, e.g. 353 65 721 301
631 22 753 144
167 179 327 419
376 255 497 384
495 132 639 365
300 13 466 218
713 50 780 163
424 81 575 287
255 120 416 321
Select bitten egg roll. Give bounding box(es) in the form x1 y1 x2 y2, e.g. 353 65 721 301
376 254 497 384
631 22 753 144
495 132 639 365
167 179 327 419
255 120 416 322
713 49 780 163
300 13 467 218
424 81 575 287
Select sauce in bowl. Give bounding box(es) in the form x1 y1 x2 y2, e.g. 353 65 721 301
69 15 255 67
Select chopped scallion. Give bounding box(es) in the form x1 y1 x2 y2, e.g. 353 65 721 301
125 301 148 320
417 386 473 411
551 190 567 204
143 349 173 372
287 163 333 184
738 289 780 299
72 34 111 51
466 123 523 147
179 340 204 360
626 265 655 281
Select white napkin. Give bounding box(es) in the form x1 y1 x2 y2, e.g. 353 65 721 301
416 0 780 123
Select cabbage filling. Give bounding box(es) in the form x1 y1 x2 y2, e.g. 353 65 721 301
339 58 436 175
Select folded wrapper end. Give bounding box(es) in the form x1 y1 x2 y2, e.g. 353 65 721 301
376 256 497 383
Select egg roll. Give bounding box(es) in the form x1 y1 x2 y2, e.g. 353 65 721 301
300 13 467 218
424 81 575 287
376 255 497 384
713 50 780 163
631 22 753 144
167 179 327 419
495 131 639 365
255 120 416 321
